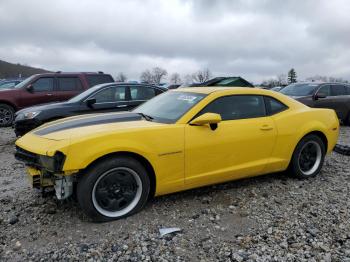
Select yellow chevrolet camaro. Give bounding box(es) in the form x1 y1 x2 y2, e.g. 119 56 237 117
15 87 339 221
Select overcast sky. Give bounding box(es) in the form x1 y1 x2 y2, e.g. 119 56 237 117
0 0 349 83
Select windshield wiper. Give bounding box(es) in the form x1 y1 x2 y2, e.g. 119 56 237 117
136 112 153 121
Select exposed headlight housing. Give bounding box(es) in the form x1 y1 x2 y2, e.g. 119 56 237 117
39 152 66 172
23 111 41 119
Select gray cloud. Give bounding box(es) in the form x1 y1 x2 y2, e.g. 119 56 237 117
0 0 349 83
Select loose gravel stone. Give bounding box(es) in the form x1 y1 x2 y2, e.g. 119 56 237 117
0 126 350 261
8 216 18 225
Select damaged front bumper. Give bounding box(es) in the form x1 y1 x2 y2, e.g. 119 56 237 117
15 146 75 200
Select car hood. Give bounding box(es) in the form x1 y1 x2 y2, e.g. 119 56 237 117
28 112 166 140
16 112 166 155
16 101 72 115
0 88 19 94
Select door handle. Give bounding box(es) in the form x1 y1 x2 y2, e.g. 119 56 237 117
260 125 273 131
116 104 128 108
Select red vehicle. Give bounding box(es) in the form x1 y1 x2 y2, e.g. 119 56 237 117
0 72 114 126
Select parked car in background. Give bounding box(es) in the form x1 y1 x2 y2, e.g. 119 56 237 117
270 86 284 92
0 79 23 89
188 77 254 88
280 82 350 124
14 83 166 136
0 72 114 127
167 84 181 89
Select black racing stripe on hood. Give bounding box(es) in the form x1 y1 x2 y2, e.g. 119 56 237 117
34 112 142 136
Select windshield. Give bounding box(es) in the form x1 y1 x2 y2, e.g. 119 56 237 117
15 75 36 89
133 91 206 123
280 83 320 96
0 81 17 89
68 83 110 103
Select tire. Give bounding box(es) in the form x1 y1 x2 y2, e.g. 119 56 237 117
334 144 350 156
345 112 350 126
0 103 15 127
288 134 326 178
77 156 150 222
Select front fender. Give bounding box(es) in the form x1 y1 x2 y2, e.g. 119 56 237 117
63 136 157 172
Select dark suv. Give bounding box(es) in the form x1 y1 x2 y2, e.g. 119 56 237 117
280 82 350 124
0 72 114 126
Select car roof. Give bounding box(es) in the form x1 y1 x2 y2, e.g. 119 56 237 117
172 86 300 102
289 82 350 86
175 87 240 94
174 86 278 95
31 72 111 77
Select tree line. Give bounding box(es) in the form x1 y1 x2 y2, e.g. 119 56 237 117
115 67 212 85
261 68 348 88
117 66 349 87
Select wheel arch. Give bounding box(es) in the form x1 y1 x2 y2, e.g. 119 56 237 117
287 130 328 168
81 151 157 198
0 100 17 111
304 130 328 152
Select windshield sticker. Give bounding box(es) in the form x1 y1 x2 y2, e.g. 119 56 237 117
177 95 198 102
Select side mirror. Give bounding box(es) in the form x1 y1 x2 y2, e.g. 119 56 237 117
314 92 327 100
26 84 34 93
190 113 221 130
86 98 96 108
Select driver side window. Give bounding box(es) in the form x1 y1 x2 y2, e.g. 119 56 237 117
92 86 126 103
32 77 54 92
317 85 331 96
198 95 266 121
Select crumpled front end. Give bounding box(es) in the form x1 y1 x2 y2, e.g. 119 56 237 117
15 133 75 199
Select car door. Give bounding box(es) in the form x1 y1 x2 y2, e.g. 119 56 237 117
314 84 347 119
313 84 332 108
329 84 349 120
128 85 158 109
86 85 129 113
184 95 277 188
18 77 57 109
56 76 84 101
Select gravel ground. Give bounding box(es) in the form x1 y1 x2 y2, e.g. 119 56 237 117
0 126 349 261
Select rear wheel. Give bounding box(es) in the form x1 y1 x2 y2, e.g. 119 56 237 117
77 156 150 222
0 104 15 127
289 135 325 178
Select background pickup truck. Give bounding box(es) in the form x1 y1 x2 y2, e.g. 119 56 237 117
0 71 114 126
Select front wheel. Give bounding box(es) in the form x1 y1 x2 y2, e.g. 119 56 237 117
0 104 15 127
289 134 326 178
77 156 150 222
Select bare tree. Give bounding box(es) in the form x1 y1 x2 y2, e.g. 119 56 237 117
261 78 280 88
329 76 348 83
115 72 127 82
170 73 182 84
140 69 153 83
140 67 168 84
306 75 348 83
183 74 193 85
277 74 287 86
152 67 168 85
305 75 328 82
192 68 211 83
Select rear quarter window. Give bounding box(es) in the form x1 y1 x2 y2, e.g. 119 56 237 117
331 85 347 96
86 75 114 87
57 77 83 91
264 96 288 115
